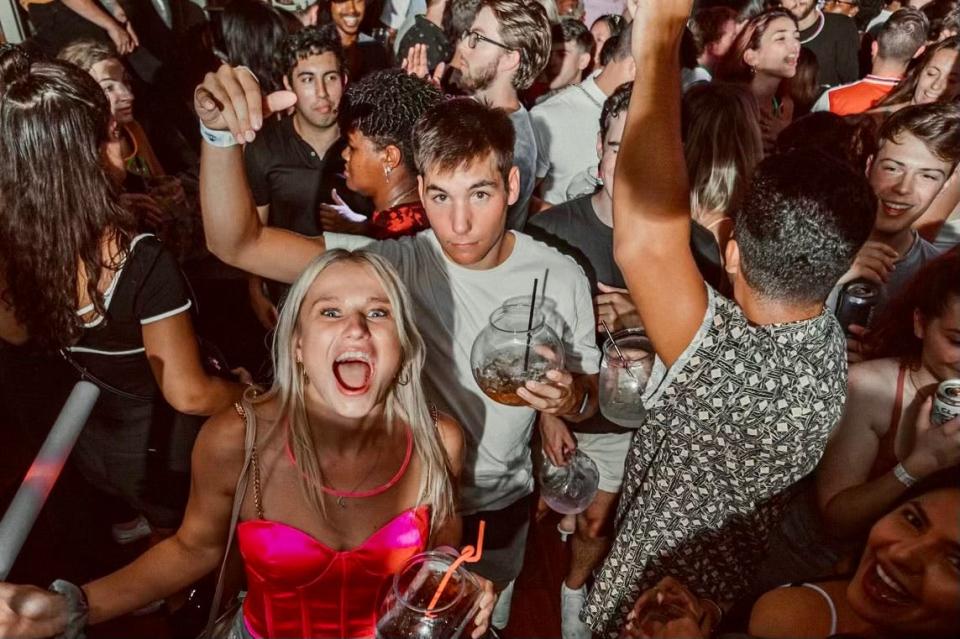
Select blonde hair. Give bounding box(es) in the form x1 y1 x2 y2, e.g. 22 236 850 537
683 82 764 221
58 39 117 73
254 249 456 533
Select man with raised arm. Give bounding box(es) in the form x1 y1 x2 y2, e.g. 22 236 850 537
194 70 600 630
581 2 877 637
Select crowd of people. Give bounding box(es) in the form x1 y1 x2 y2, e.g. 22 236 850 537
0 0 958 638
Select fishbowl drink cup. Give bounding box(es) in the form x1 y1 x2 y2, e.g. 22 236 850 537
376 551 483 639
599 328 654 428
471 299 565 406
540 449 600 515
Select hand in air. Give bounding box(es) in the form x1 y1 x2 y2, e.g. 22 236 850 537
194 65 297 144
401 44 446 88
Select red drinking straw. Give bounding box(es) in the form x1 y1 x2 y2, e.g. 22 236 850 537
426 520 486 614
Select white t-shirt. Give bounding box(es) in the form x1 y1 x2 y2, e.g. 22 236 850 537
326 230 600 513
531 76 607 206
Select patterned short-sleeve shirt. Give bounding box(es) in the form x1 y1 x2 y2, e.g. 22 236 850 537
584 286 848 637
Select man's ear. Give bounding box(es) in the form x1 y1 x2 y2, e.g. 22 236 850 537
724 238 741 278
507 165 521 206
870 40 879 60
383 144 403 171
499 49 522 79
577 51 592 72
283 74 293 91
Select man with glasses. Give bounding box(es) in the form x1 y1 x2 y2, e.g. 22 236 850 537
455 0 552 230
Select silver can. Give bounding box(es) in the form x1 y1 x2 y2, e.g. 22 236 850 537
932 379 960 426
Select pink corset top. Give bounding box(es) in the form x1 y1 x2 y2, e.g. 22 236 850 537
237 505 430 639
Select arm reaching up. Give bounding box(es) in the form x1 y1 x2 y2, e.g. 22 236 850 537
612 1 707 367
196 65 326 284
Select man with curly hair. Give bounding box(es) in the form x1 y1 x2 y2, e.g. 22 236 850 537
455 0 552 229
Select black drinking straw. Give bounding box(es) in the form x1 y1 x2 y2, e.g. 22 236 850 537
523 278 539 372
600 319 637 380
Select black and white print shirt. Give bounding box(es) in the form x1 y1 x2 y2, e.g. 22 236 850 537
583 285 847 637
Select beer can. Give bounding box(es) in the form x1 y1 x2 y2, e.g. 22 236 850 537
931 379 960 427
835 280 880 334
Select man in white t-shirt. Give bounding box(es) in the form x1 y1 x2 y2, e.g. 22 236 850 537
531 26 636 205
194 68 601 629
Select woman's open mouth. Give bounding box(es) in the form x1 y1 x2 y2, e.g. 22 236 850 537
333 351 373 394
861 560 915 608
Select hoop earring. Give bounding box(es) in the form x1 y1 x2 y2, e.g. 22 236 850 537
396 368 409 386
297 359 309 384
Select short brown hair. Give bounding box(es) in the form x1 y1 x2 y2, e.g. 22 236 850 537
878 101 960 166
412 97 515 184
483 0 552 90
58 39 117 73
689 6 737 57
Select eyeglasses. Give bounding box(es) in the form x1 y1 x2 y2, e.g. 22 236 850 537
461 30 514 51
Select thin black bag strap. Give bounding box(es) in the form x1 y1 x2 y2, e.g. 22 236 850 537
59 349 154 403
205 398 257 630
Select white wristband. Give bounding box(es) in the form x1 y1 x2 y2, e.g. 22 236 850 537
893 462 917 488
199 121 239 148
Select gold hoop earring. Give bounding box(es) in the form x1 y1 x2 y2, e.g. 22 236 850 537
396 369 409 386
298 359 309 384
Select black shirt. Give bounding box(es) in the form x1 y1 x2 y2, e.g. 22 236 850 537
397 15 454 72
801 12 860 89
243 115 348 237
67 234 191 399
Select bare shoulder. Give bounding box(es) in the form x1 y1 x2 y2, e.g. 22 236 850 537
846 358 900 431
748 585 835 639
193 396 281 470
848 357 899 393
435 411 464 457
192 404 247 470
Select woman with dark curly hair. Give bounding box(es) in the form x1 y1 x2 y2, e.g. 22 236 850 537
0 58 247 537
320 68 443 239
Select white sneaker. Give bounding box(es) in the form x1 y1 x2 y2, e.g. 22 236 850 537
561 583 591 639
111 515 152 545
491 579 515 630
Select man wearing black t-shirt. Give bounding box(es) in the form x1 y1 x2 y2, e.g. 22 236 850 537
783 0 861 87
243 25 350 326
